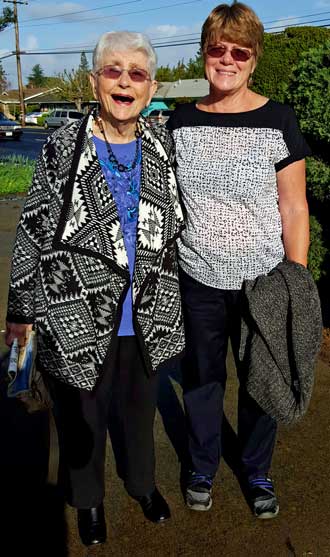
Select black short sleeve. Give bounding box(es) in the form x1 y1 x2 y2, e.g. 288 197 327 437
274 105 312 172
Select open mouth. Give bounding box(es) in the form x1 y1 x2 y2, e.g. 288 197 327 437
112 94 134 105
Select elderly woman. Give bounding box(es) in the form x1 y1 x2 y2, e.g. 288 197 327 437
5 31 184 546
167 3 311 518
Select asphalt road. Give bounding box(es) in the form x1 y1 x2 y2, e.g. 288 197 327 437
0 127 50 160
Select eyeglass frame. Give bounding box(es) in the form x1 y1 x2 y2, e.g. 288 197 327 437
205 44 253 63
93 65 152 82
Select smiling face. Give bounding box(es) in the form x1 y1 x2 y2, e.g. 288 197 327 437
204 40 256 97
90 49 157 127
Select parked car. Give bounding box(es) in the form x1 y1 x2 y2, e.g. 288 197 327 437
146 109 173 126
44 109 84 129
0 112 22 140
25 111 45 125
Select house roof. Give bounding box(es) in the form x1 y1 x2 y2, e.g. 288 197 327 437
0 79 209 107
154 79 209 99
0 87 61 104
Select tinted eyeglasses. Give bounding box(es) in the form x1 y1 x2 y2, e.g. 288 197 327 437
206 45 252 62
95 65 151 82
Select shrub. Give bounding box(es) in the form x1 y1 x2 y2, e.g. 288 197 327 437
286 41 330 144
306 157 330 203
37 113 49 126
0 155 35 196
253 27 330 102
308 215 328 282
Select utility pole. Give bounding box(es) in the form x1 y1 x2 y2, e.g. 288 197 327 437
4 0 28 125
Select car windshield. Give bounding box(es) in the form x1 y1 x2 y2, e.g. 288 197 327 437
68 112 83 118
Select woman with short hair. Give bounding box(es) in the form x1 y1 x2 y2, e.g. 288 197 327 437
6 30 184 546
167 2 310 518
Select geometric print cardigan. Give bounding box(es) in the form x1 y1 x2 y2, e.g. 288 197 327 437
6 112 185 390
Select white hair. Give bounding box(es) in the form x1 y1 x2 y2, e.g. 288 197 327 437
92 31 157 79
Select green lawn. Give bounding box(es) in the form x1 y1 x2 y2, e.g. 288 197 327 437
0 156 35 196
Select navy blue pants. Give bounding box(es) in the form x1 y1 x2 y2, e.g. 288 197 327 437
180 268 277 480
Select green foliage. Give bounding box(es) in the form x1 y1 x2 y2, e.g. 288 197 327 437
0 60 8 93
252 27 330 102
0 7 14 32
37 113 49 126
27 64 47 88
79 52 90 73
306 157 330 203
308 215 328 282
0 156 35 196
156 51 204 82
156 65 174 82
43 75 64 88
57 64 92 111
286 41 330 144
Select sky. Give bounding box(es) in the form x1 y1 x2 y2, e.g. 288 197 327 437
1 0 330 88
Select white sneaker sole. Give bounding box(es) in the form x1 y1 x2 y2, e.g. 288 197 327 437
255 505 279 519
186 498 213 511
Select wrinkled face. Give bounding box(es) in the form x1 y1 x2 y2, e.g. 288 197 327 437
204 40 256 95
90 49 157 124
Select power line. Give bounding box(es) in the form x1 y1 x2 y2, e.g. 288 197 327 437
13 4 330 26
263 10 330 25
19 0 142 23
3 0 204 30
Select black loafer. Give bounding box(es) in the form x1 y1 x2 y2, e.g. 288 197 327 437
77 503 107 546
133 488 171 523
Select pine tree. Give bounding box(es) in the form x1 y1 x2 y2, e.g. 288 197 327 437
78 52 90 73
27 64 46 88
0 7 14 32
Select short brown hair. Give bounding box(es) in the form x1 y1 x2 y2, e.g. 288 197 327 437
201 2 264 62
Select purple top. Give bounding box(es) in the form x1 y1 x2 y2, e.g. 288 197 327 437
93 135 142 336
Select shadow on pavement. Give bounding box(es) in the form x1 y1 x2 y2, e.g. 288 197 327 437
0 373 67 557
0 353 249 556
156 362 244 485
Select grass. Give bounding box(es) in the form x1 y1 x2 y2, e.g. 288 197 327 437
0 155 35 196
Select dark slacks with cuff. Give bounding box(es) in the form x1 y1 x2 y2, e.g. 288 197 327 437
180 268 277 480
48 336 158 509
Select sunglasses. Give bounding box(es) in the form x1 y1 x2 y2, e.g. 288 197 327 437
206 45 252 62
95 65 151 82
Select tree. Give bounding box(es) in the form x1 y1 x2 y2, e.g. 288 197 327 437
79 52 90 73
27 64 46 88
286 41 330 144
0 7 14 32
285 40 330 284
58 66 92 111
0 60 8 93
184 48 204 79
252 27 330 102
156 65 174 82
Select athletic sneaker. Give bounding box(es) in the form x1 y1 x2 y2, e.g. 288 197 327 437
248 476 279 519
185 472 213 511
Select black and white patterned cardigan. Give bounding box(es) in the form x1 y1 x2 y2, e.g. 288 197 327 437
7 113 185 390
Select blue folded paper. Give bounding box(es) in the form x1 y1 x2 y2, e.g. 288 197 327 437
7 331 37 399
6 331 51 412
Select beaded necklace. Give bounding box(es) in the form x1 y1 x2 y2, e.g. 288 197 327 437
94 115 142 225
95 115 141 172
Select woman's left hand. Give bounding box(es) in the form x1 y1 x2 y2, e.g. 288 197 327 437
5 322 33 347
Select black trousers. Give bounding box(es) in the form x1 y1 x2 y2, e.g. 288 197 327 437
180 268 277 480
48 336 158 509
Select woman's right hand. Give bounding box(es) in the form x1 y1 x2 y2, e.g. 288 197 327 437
5 322 33 347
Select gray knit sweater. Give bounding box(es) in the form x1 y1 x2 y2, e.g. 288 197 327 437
240 260 323 425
